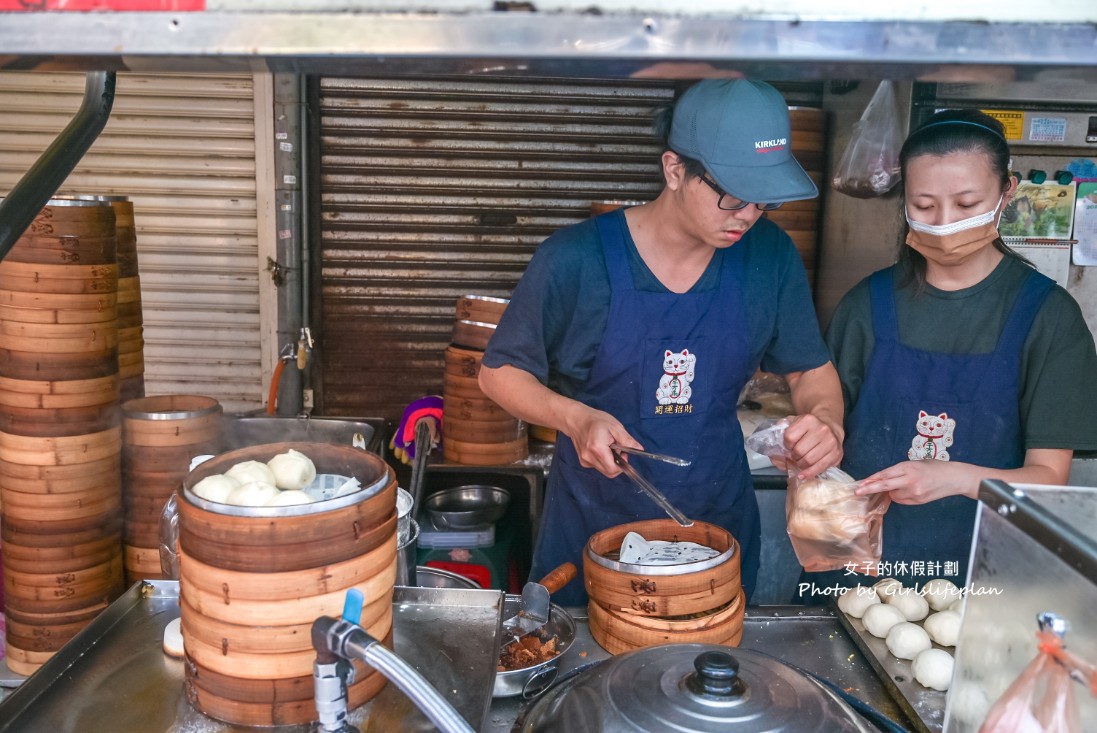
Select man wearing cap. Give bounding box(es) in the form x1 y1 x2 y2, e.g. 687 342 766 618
479 79 843 605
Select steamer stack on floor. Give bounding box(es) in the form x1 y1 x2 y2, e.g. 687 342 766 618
120 394 223 585
105 197 146 403
443 295 528 465
0 199 126 676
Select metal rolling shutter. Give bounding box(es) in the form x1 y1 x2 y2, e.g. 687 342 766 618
315 76 677 421
0 72 270 414
315 76 824 421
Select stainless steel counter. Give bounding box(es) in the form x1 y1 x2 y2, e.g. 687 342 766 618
0 581 916 732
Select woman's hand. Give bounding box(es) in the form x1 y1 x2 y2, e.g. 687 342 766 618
855 460 960 504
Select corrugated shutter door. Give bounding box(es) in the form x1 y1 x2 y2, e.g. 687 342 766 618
0 72 266 413
316 76 677 421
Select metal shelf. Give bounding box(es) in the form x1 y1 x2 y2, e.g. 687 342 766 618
0 11 1095 81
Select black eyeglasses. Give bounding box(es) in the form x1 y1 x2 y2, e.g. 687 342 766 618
698 174 784 211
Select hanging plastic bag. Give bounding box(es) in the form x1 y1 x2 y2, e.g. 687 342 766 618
745 419 889 573
980 628 1097 733
831 80 903 198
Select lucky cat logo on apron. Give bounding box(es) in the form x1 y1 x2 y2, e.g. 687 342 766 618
908 410 955 461
655 349 696 407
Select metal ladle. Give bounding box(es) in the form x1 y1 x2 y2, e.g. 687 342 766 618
611 445 693 527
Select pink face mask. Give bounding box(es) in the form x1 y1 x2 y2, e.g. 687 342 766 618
904 195 1004 266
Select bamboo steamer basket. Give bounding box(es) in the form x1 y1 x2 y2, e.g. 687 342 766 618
455 294 508 325
121 395 222 578
587 592 745 655
584 519 742 617
2 512 122 546
443 417 527 443
184 639 390 727
451 319 496 351
529 424 558 443
0 346 118 382
443 436 528 465
4 643 56 676
763 107 826 287
443 344 483 374
0 425 122 466
0 261 118 295
4 534 121 574
176 441 397 725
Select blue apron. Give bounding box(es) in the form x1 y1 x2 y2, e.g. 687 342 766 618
530 209 760 606
798 266 1052 599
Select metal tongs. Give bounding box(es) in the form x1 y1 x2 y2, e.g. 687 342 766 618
610 443 694 527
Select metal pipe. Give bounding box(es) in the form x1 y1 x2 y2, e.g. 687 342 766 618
0 71 116 261
312 616 475 733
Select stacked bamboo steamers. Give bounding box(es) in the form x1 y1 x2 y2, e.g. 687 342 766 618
0 198 137 676
584 519 746 654
443 294 528 465
176 442 398 726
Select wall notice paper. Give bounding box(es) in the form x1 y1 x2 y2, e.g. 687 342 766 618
1074 183 1097 266
1005 239 1071 287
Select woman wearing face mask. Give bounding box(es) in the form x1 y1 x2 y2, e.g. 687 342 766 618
797 109 1097 599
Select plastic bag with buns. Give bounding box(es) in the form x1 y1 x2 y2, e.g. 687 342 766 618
745 419 889 572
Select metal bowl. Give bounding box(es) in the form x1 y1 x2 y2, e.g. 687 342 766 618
415 566 482 590
424 485 510 530
494 595 575 699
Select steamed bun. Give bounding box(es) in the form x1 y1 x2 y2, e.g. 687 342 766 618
226 481 280 507
267 449 317 490
225 460 277 487
192 474 240 504
266 489 314 507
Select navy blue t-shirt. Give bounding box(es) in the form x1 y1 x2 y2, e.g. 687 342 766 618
483 210 831 397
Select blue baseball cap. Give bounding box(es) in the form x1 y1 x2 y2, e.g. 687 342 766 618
669 79 818 204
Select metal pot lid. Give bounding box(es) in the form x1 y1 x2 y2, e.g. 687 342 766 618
521 643 875 733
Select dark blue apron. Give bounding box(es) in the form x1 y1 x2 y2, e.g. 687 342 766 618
797 266 1052 599
530 209 760 606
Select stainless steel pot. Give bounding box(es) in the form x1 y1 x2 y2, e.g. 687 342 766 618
518 643 878 733
493 594 575 700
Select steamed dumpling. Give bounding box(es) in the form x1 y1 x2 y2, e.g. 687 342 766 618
267 449 317 490
225 460 277 487
266 489 314 507
192 474 240 503
226 481 280 507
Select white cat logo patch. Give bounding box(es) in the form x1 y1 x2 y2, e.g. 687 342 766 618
908 410 955 461
655 349 696 407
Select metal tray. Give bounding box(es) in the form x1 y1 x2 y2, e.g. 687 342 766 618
0 581 504 733
836 609 947 732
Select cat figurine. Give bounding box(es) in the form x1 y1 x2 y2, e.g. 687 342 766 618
908 410 956 461
656 349 696 405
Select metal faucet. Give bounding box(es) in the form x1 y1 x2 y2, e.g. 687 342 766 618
311 590 475 733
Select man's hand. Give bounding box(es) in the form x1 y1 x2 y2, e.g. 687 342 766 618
782 413 843 479
563 404 643 478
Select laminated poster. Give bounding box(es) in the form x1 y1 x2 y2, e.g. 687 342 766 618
1073 183 1097 267
1000 181 1077 240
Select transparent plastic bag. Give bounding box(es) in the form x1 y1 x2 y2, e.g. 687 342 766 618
980 630 1097 733
832 80 903 198
745 419 890 573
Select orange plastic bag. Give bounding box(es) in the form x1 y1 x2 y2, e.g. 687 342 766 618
980 630 1097 733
